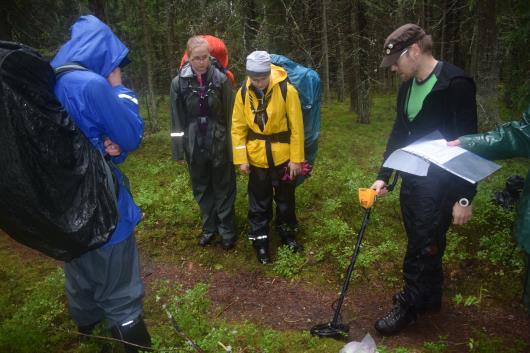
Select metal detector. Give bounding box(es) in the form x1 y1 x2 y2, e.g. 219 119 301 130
310 173 399 339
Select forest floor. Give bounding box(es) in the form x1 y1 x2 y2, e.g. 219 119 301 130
141 250 530 351
1 97 529 353
2 232 529 353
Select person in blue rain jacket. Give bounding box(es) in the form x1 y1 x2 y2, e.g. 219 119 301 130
51 15 150 352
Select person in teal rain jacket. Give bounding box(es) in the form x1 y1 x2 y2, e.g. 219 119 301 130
449 106 530 315
51 15 150 352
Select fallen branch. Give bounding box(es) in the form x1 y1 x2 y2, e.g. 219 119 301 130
283 317 305 323
52 326 169 351
163 304 206 353
216 299 238 318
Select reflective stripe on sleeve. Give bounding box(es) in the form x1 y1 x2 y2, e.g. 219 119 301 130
235 145 246 150
118 93 139 105
248 235 268 240
170 132 184 137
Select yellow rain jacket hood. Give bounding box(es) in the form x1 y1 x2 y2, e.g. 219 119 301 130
231 64 304 168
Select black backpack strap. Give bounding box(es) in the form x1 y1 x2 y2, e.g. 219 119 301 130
210 57 227 74
54 61 120 196
279 79 289 127
54 63 89 78
279 79 288 101
240 82 247 104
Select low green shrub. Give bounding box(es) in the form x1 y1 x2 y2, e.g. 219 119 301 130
0 269 69 353
273 245 306 278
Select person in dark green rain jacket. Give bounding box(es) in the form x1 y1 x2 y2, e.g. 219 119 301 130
449 106 530 315
170 36 236 250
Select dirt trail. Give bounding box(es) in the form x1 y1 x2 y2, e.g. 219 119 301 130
2 233 529 352
142 256 530 351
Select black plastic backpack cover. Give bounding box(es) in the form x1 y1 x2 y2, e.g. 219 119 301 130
0 41 118 261
493 175 525 209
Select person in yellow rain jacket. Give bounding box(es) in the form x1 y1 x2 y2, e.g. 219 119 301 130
232 50 305 264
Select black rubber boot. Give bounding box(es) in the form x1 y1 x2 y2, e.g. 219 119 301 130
374 296 417 336
111 316 152 353
77 320 101 342
198 233 215 247
252 238 270 264
78 321 100 335
278 226 303 252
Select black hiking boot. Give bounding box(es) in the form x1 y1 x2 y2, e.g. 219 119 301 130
198 233 215 247
374 299 417 336
392 291 441 313
221 237 235 250
252 238 270 264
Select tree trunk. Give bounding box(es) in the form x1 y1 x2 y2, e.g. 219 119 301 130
471 0 500 129
419 0 427 28
354 0 370 123
320 0 330 102
166 0 177 79
348 1 358 113
89 0 107 22
243 0 259 52
336 27 345 102
438 0 465 67
139 0 159 132
302 1 314 64
260 4 270 50
440 0 447 60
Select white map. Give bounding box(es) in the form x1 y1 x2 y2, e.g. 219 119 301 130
383 131 501 184
402 138 466 165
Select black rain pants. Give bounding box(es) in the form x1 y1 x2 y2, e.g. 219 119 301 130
399 167 454 309
248 163 297 239
64 234 144 328
188 151 236 240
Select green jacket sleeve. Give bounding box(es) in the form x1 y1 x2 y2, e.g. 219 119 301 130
460 107 530 257
459 111 530 160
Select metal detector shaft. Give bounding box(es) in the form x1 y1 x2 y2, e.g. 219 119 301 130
329 172 398 326
310 172 399 339
331 206 373 325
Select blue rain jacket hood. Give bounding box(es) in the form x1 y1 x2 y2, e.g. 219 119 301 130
51 15 143 248
51 15 129 78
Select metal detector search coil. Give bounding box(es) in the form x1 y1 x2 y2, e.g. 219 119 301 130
358 188 377 209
